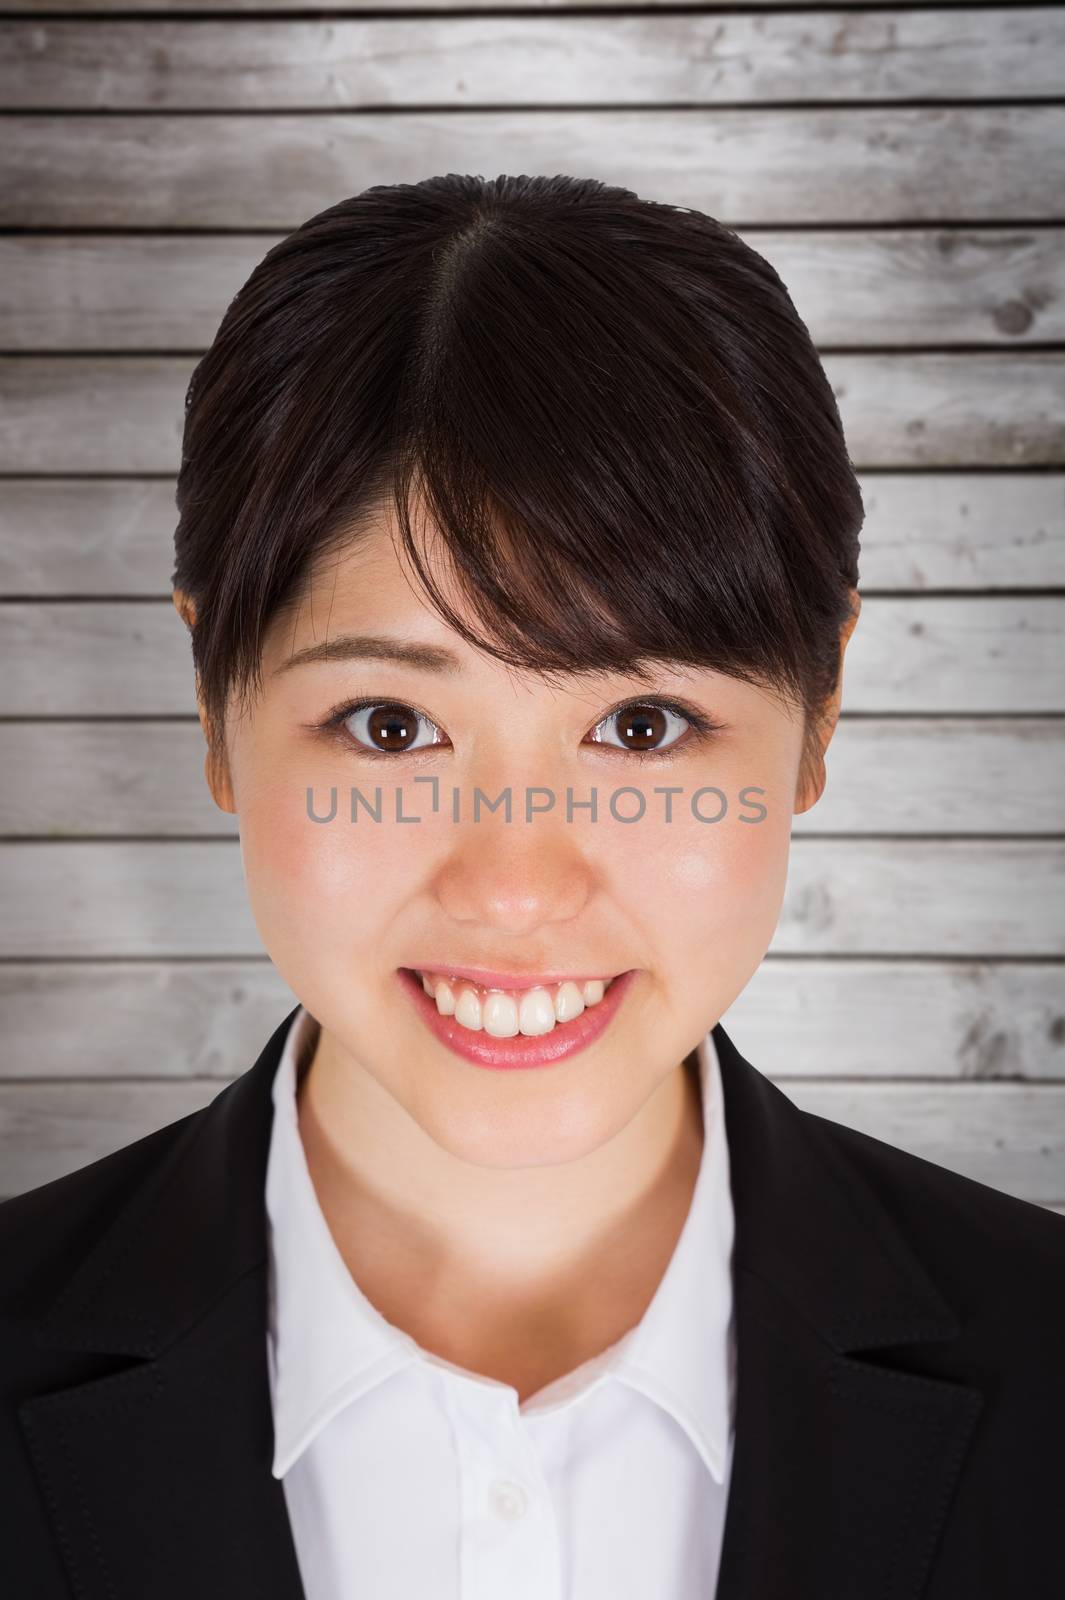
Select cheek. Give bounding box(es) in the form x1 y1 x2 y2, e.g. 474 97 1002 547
235 772 429 965
661 819 790 919
632 780 794 994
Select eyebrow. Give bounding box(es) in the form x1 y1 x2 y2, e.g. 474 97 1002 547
275 633 464 676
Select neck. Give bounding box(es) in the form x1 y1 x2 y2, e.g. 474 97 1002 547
294 1028 706 1393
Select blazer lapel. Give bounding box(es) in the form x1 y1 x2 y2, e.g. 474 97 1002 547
18 1008 307 1600
711 1021 983 1600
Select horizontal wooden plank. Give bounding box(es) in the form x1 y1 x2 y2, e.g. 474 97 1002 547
777 1082 1065 1206
3 718 1063 839
2 1077 1062 1204
726 959 1065 1082
0 479 180 594
0 962 295 1079
0 838 1061 959
0 1080 224 1198
0 358 186 474
0 720 236 836
2 0 992 13
778 840 1065 957
3 353 1062 474
3 12 1058 110
825 353 1065 469
811 719 1065 836
3 597 1062 716
4 473 1062 596
0 0 1004 18
0 603 194 713
854 472 1065 590
2 958 1063 1082
0 841 263 957
5 229 1063 352
839 597 1065 714
3 108 1063 228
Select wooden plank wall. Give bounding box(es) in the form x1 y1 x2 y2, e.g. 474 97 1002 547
1 1 1063 1208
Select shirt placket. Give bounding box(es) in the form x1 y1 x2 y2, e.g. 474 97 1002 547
438 1370 564 1600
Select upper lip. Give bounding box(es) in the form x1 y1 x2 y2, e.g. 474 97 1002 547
406 964 623 992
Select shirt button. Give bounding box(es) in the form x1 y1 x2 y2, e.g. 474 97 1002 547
488 1478 529 1521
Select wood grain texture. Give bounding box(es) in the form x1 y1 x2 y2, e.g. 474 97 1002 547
777 1080 1065 1205
0 479 181 594
853 473 1065 590
3 12 1059 109
0 961 296 1079
0 0 1000 12
3 108 1063 228
775 840 1065 956
725 959 1065 1082
3 473 1062 595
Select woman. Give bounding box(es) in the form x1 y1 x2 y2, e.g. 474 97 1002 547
2 173 1063 1599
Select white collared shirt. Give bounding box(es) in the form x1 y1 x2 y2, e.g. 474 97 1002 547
265 1006 737 1599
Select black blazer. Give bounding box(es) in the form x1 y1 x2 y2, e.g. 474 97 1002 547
3 1007 1064 1599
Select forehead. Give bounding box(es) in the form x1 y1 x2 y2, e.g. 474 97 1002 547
259 514 617 708
259 521 662 717
266 511 465 659
254 494 800 725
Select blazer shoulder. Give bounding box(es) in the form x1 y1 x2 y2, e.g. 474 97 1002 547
0 1107 203 1323
805 1106 1065 1330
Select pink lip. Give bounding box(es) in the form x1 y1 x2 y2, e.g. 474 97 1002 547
396 966 638 1070
409 963 617 992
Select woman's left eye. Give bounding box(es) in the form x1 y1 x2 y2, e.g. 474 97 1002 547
586 702 694 757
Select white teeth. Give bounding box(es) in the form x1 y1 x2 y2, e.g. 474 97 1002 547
416 970 616 1037
483 991 519 1037
519 987 557 1036
554 980 585 1024
454 987 482 1030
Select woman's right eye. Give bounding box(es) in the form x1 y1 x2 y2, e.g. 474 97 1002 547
338 701 448 757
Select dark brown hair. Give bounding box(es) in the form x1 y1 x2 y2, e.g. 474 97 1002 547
173 172 863 764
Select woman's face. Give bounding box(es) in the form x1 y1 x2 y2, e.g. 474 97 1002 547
204 510 845 1170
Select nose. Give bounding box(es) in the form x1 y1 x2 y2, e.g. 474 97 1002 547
430 804 596 936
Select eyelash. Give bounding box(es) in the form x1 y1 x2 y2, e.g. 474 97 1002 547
313 695 725 763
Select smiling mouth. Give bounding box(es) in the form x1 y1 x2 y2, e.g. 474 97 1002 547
402 968 622 1038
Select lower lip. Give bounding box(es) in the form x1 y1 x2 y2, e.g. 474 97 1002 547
396 966 638 1070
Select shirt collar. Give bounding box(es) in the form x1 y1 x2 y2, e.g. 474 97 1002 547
609 1024 736 1483
265 1007 735 1483
265 1005 423 1477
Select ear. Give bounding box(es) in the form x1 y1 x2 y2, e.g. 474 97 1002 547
172 588 237 815
794 587 862 815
